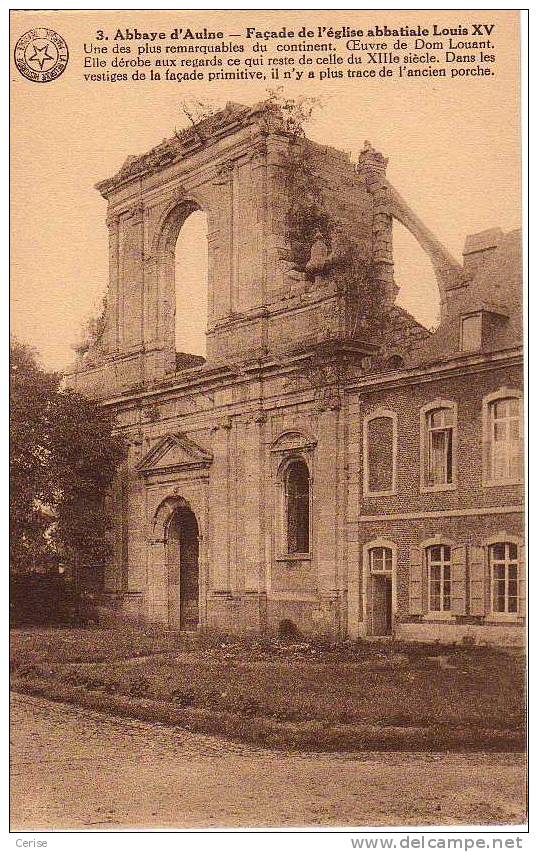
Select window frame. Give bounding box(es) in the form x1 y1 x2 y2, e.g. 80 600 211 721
419 400 458 493
426 542 453 615
362 539 398 635
369 546 394 575
482 388 523 487
460 312 483 353
284 458 311 557
483 535 522 622
363 409 398 498
276 454 313 561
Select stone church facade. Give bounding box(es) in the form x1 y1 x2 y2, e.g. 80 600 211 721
65 102 524 645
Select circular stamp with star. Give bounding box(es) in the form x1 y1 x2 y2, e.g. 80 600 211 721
14 28 69 83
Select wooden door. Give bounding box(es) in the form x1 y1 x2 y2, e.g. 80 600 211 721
372 575 392 636
179 510 199 631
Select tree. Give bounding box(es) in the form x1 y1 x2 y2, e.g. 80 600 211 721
10 340 127 574
10 341 59 573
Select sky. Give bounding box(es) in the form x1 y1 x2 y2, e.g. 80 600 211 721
11 9 521 370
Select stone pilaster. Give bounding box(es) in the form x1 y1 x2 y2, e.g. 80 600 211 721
104 212 120 353
208 418 232 591
212 162 235 320
357 142 397 306
242 413 267 592
120 202 146 350
314 408 339 594
265 135 291 297
148 539 168 624
251 141 268 308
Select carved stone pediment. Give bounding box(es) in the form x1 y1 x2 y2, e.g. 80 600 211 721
270 430 317 454
136 432 213 476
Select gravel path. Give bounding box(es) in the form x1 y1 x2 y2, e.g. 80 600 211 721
10 693 526 830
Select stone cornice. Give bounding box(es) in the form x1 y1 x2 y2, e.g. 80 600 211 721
345 346 523 395
95 344 522 415
95 101 283 199
357 504 524 523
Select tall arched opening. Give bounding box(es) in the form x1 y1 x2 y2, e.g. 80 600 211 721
174 209 208 358
393 219 440 331
166 505 200 630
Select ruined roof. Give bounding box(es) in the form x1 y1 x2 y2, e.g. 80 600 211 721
96 101 267 198
386 304 432 351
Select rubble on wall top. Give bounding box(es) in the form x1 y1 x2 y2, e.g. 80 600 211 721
95 100 281 198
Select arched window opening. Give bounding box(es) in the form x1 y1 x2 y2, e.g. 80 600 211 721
387 354 405 369
285 459 310 555
363 411 397 496
393 220 440 331
426 407 454 486
174 210 208 358
489 397 522 483
420 400 458 492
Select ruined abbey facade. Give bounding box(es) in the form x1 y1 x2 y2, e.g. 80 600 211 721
65 102 524 644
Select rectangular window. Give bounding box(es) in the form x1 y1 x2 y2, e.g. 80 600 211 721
426 408 453 486
490 542 518 614
370 546 393 574
490 398 522 483
428 545 451 612
461 314 482 352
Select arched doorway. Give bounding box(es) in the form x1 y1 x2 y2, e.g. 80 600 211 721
364 542 396 637
166 506 200 630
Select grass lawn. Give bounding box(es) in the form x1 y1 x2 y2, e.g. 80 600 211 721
10 625 186 665
10 628 525 751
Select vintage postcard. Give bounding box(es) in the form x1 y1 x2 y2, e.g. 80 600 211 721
10 6 526 838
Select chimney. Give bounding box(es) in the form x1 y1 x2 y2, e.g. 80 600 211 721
462 228 503 275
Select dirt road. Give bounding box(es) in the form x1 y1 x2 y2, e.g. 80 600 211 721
10 694 526 830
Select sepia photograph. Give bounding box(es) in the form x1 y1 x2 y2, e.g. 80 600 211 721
9 6 527 836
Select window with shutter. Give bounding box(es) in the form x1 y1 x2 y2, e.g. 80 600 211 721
427 409 453 485
427 545 452 612
490 399 523 483
489 541 519 614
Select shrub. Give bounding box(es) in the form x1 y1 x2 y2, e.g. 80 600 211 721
15 663 41 678
128 676 151 698
170 688 195 707
278 619 302 641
